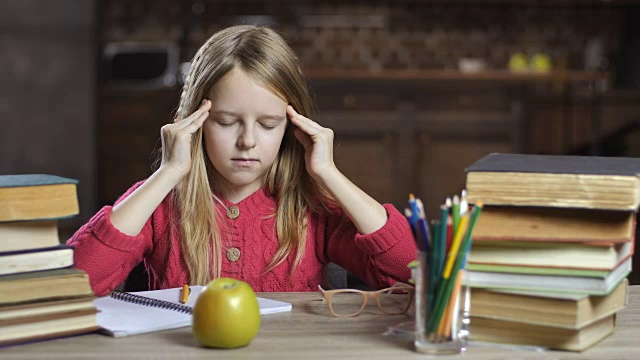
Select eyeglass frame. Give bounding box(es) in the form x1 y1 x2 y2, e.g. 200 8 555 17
318 282 415 317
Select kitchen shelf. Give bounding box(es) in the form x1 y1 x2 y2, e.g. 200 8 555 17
306 68 608 83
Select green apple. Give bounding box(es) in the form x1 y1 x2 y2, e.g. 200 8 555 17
192 277 260 348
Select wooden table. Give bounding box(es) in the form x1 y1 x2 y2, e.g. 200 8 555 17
4 286 640 359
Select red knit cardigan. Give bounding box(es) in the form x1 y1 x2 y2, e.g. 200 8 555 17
67 182 416 296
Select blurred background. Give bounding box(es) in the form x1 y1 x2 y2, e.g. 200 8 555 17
3 0 640 251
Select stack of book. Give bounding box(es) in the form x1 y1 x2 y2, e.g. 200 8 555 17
0 174 98 346
462 153 639 351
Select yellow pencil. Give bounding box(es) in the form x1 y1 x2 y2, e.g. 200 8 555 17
441 214 469 279
180 284 190 304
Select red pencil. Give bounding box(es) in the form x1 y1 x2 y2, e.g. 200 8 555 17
445 215 453 253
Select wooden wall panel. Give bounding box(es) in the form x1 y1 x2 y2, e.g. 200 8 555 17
418 141 512 221
0 0 96 235
97 89 178 206
333 137 396 205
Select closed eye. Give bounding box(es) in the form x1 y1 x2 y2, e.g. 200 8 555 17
260 122 280 130
212 118 237 127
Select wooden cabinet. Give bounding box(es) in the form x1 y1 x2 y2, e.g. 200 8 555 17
311 80 520 220
97 88 179 206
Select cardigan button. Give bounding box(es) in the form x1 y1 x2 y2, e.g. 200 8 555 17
226 247 241 262
226 206 240 219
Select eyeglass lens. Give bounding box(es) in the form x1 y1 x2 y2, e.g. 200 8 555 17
377 287 411 314
328 291 366 316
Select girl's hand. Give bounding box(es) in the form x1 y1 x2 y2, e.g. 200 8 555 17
159 99 211 180
287 105 336 181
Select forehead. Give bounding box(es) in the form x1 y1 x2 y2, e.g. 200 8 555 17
207 68 287 114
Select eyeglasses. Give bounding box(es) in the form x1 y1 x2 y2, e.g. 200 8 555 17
318 283 415 317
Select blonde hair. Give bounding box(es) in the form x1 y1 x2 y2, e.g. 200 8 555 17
170 25 325 285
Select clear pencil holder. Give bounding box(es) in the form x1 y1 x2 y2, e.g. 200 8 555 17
413 250 470 354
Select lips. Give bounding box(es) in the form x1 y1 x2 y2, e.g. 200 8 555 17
231 158 259 166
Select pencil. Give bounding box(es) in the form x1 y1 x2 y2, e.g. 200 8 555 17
180 284 190 304
460 190 469 215
452 195 460 237
445 215 452 253
427 215 469 333
442 214 469 279
428 220 440 316
442 270 464 340
437 204 448 282
428 202 483 334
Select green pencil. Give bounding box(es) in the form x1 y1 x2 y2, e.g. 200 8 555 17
427 202 484 334
437 204 448 283
452 195 460 237
428 220 440 316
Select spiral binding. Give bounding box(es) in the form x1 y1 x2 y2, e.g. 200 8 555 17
110 290 193 314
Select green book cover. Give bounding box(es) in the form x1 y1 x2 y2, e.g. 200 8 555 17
0 174 78 188
0 174 79 222
466 263 610 278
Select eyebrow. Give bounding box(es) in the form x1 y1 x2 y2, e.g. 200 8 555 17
212 110 286 122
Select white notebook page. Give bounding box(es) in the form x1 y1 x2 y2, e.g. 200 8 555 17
94 285 292 337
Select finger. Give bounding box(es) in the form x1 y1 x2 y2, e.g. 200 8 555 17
178 99 212 128
287 105 322 134
181 109 209 134
294 128 313 149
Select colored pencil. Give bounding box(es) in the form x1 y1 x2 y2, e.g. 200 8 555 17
428 215 469 333
406 193 483 342
442 270 464 340
428 202 483 334
437 204 448 282
452 195 460 236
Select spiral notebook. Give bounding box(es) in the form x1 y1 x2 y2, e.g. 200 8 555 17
94 285 292 337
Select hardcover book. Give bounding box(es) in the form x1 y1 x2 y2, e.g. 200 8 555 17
0 220 60 253
469 314 615 352
473 206 635 243
0 244 74 276
470 279 627 329
463 257 632 295
465 153 640 210
0 174 79 222
468 240 633 271
0 268 93 306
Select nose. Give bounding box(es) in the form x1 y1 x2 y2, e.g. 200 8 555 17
236 124 256 149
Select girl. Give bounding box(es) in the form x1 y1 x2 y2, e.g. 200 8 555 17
68 25 416 296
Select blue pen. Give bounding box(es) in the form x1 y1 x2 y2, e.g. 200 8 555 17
417 218 430 252
415 198 430 251
404 208 417 242
409 194 419 228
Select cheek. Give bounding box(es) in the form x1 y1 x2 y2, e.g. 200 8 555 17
202 127 229 160
264 129 286 156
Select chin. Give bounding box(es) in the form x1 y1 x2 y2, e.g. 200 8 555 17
224 175 264 189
